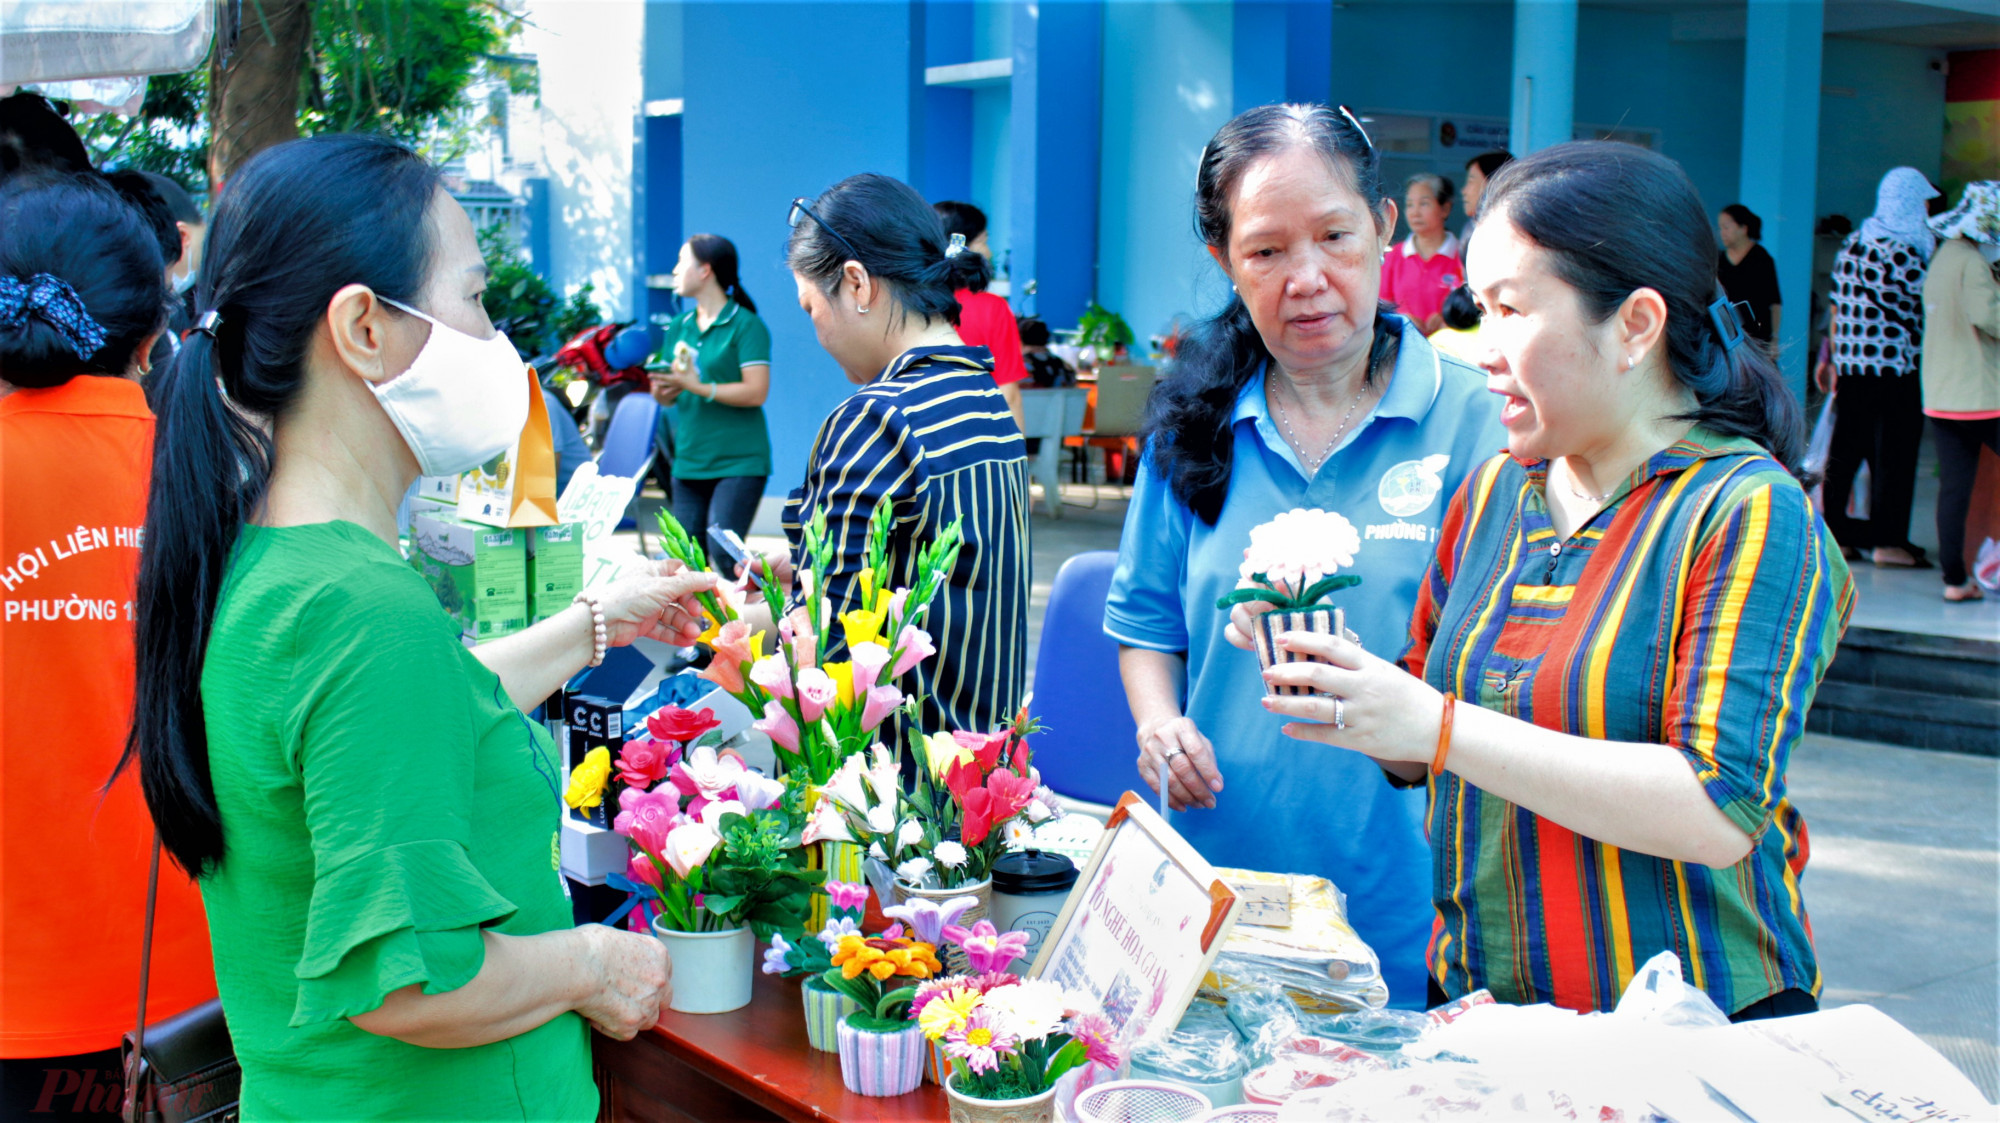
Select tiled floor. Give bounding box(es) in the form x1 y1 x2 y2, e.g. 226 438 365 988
1847 560 2000 643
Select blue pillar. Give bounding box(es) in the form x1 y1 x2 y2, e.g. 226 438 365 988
1010 0 1102 329
1285 1 1333 105
682 0 926 497
1738 0 1822 396
1509 0 1576 154
1233 2 1288 111
921 0 974 204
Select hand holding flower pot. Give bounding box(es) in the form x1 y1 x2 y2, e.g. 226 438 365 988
1215 508 1365 696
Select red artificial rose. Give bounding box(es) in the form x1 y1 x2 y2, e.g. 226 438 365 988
647 705 720 744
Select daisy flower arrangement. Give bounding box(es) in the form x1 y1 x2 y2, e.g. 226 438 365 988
1213 507 1364 612
659 500 965 786
909 922 1118 1101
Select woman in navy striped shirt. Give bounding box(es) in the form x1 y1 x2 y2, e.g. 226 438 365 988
756 173 1031 739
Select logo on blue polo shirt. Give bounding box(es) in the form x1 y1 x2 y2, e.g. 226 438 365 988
1378 454 1452 518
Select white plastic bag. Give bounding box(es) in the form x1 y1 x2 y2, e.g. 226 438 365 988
1976 537 2000 594
1802 394 1835 482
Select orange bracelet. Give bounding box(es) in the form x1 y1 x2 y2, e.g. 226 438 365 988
1431 693 1458 777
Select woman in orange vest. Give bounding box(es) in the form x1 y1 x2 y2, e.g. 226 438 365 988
0 176 216 1119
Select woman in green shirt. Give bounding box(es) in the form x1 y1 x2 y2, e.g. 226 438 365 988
648 234 772 557
123 135 716 1120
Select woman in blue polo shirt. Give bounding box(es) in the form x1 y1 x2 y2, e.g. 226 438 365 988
1106 104 1505 1007
650 234 772 551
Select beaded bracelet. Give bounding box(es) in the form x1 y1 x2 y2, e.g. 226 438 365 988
1431 692 1458 777
573 591 608 667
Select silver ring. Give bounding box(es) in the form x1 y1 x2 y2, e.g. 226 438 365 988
1333 698 1346 729
1163 747 1186 760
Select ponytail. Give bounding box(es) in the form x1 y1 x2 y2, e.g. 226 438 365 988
687 233 756 314
117 134 440 876
937 239 992 298
1681 294 1803 473
787 174 968 330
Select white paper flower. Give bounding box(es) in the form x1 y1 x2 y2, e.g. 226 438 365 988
934 841 968 868
1239 508 1362 597
865 802 897 835
896 856 935 885
896 819 925 850
1025 799 1052 824
981 979 1067 1040
868 841 887 861
1004 820 1036 847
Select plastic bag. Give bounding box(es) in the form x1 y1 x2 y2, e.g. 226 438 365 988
1611 950 1729 1028
1130 1003 1248 1086
1802 393 1835 482
1975 537 2000 595
1208 870 1389 1014
1302 1006 1430 1054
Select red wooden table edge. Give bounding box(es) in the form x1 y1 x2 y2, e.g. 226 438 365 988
609 971 949 1123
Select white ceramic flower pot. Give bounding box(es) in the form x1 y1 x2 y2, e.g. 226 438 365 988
945 1073 1058 1123
650 920 753 1014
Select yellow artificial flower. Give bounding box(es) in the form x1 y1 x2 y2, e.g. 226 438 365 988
825 660 856 708
918 987 983 1040
563 747 611 810
925 731 972 779
859 566 876 612
839 604 887 648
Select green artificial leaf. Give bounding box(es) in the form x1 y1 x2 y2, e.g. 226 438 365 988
1043 1038 1091 1085
1296 573 1364 604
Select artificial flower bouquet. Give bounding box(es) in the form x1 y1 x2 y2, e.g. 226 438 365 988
595 704 822 935
871 713 1060 892
659 501 965 786
1213 508 1365 695
911 922 1118 1104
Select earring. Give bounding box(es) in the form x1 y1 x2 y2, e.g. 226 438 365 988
857 306 871 314
1626 355 1637 369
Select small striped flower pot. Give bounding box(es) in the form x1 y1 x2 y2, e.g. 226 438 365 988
926 1039 952 1086
801 976 858 1053
835 1016 927 1097
1253 608 1336 697
809 840 869 930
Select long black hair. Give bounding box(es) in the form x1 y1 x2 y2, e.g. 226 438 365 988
788 173 988 327
1481 142 1804 473
1146 103 1401 525
120 134 441 877
0 175 167 387
686 233 756 313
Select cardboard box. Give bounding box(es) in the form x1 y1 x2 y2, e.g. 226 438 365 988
526 522 585 624
408 512 528 642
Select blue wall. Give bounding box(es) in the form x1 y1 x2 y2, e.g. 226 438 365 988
1010 0 1103 330
680 0 926 498
1097 1 1236 344
644 114 683 326
1575 6 1744 220
1816 38 1949 227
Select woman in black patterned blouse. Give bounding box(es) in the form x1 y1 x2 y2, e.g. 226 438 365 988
1820 167 1939 567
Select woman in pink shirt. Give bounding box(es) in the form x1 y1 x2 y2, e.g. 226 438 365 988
1379 172 1463 335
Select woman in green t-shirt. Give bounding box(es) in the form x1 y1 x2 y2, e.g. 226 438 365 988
122 135 717 1121
648 234 772 558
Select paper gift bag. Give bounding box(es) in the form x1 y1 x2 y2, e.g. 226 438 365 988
458 364 559 527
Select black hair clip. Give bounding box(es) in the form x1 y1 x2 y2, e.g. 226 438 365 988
1708 297 1748 354
189 309 222 338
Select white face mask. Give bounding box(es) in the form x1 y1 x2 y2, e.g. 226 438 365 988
372 296 529 477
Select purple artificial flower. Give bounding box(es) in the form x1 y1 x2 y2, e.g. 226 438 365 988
882 895 979 946
762 933 795 975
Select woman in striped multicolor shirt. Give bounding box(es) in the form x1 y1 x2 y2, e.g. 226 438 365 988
1230 143 1854 1020
754 173 1030 738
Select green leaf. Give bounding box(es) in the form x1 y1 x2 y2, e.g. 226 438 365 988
1296 573 1363 604
1214 587 1282 610
1043 1038 1090 1084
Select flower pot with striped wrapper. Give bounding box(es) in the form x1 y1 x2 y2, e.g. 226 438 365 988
1251 608 1338 697
801 975 859 1052
836 1015 927 1097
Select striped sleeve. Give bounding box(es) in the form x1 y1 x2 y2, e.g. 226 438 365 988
791 393 921 628
1663 476 1850 836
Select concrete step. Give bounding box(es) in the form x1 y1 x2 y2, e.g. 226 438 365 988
1808 626 2000 756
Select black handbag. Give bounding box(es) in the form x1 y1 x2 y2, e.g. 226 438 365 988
121 838 240 1123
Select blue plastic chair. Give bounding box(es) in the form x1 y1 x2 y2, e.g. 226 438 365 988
597 391 659 547
1027 551 1139 808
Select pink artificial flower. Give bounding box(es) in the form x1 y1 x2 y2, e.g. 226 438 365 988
753 698 800 753
891 625 935 677
860 684 903 733
944 1009 1018 1074
802 797 854 845
749 655 794 700
699 799 749 831
784 608 818 669
698 620 759 695
888 588 910 624
968 971 1022 994
613 785 683 857
793 667 837 723
663 821 722 878
825 881 870 914
944 919 1032 975
849 641 892 690
625 852 663 890
734 770 787 812
1068 1012 1119 1069
615 738 675 788
671 743 748 803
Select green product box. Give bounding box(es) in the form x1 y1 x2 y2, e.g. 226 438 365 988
526 522 586 624
408 511 528 642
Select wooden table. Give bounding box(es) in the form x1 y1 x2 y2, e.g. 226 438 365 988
593 972 948 1123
